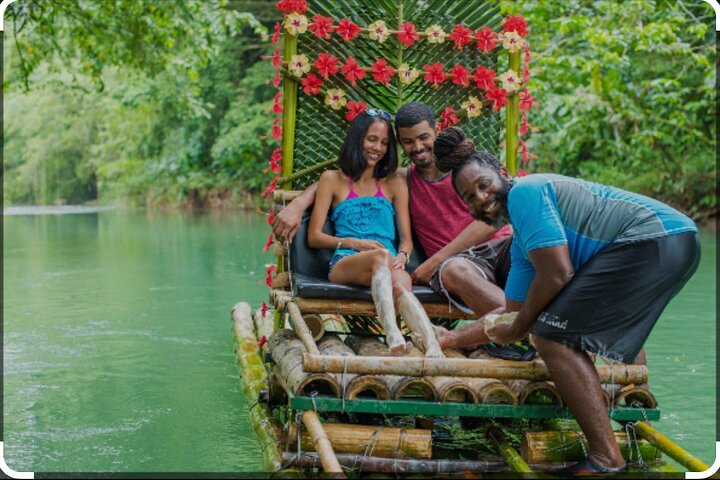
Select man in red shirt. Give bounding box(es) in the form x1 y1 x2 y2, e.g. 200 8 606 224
272 102 512 328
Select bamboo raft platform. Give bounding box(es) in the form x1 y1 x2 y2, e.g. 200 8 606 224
232 1 714 475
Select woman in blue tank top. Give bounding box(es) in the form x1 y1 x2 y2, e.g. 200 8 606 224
308 109 444 357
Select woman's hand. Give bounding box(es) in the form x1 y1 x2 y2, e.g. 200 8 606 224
391 253 407 270
344 238 385 251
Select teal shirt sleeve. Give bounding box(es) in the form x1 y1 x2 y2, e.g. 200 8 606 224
504 176 568 302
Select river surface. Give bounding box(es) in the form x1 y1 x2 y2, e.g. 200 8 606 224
2 209 717 473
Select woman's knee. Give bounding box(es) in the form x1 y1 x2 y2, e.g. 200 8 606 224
391 269 412 298
369 249 392 272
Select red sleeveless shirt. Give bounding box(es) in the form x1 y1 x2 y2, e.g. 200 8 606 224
408 165 511 257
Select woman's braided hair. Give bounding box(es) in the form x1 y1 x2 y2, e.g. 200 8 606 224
434 126 504 175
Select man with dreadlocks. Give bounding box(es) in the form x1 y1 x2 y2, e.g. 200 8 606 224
431 125 700 475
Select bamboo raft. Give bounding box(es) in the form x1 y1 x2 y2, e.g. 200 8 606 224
231 0 713 475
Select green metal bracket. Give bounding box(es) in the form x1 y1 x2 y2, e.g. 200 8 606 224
290 395 660 422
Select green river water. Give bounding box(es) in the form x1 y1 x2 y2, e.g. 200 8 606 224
2 208 717 474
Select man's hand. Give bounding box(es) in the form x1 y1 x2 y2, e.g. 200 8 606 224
271 205 303 243
486 320 528 345
410 257 440 285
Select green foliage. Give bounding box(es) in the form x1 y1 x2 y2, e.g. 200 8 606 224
502 0 716 219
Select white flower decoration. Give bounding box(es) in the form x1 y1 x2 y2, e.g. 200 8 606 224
397 63 420 84
368 20 390 43
498 69 521 92
324 88 347 110
502 31 525 53
288 54 311 77
461 95 483 118
284 12 308 36
424 24 447 44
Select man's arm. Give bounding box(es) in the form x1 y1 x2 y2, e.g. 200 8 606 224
271 182 318 243
411 220 498 284
487 245 574 344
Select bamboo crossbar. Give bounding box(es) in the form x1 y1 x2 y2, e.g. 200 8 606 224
633 421 711 473
302 354 648 384
276 157 338 187
287 301 320 355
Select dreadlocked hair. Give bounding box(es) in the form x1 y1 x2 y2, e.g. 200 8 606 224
434 126 503 174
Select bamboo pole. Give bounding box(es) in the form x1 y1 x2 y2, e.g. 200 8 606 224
317 334 357 394
300 411 346 477
506 50 521 175
507 379 563 406
302 354 648 384
280 33 298 185
273 190 304 202
633 421 711 473
253 307 274 347
303 314 325 342
615 386 658 409
287 301 321 355
276 157 338 187
521 430 661 463
465 378 518 405
487 425 535 475
268 329 340 396
345 375 392 400
231 302 285 472
288 422 432 459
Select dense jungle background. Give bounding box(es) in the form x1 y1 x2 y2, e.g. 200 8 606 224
3 0 716 221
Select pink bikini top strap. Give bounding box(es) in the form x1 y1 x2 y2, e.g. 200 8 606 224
346 177 386 199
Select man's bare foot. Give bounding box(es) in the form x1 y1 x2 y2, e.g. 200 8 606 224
387 338 412 356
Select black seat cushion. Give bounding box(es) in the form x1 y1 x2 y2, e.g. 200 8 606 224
289 207 448 303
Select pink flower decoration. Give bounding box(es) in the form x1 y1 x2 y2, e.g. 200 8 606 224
271 118 282 140
313 53 339 79
519 89 535 111
449 24 474 49
520 112 529 135
301 73 323 95
272 70 281 88
397 22 420 47
474 27 498 53
450 64 470 87
370 59 395 86
337 19 361 41
272 91 283 114
264 264 276 286
271 47 282 68
271 22 281 45
309 15 334 39
262 232 274 252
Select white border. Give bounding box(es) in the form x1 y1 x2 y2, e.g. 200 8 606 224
0 0 18 32
686 442 720 478
0 442 34 479
701 0 720 31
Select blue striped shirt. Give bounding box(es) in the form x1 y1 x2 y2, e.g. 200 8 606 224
505 174 697 302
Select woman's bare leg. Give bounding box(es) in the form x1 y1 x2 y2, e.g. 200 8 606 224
330 250 410 354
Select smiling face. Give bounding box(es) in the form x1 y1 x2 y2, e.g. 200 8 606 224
454 162 512 228
363 120 390 169
396 120 436 169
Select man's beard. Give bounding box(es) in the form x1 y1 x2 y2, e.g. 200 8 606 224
472 177 511 229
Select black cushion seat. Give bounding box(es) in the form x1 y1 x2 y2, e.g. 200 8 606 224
289 209 448 303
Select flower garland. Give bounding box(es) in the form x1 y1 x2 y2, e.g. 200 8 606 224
260 0 535 254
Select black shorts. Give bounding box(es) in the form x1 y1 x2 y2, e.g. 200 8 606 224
429 236 512 312
533 232 701 363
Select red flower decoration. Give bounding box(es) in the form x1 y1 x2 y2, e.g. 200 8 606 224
340 56 366 86
474 27 499 53
267 208 276 226
518 88 535 111
473 66 496 90
261 301 270 317
448 25 474 49
450 64 470 87
262 231 274 252
486 86 508 110
423 62 446 87
301 73 323 95
309 15 334 39
271 22 281 45
271 47 282 68
272 91 283 114
503 14 528 37
313 53 340 79
272 70 281 88
269 147 282 174
271 118 282 140
337 19 361 42
520 112 529 135
264 264 276 287
438 106 460 132
262 178 278 199
520 139 530 164
523 42 531 83
345 101 368 122
370 59 395 86
258 335 268 349
276 0 308 14
517 168 528 177
397 21 420 47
